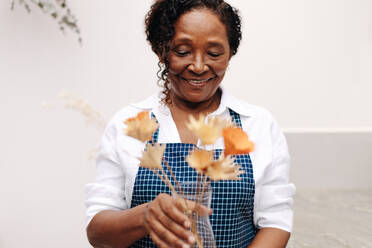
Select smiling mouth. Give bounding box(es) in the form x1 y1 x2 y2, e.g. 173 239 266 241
180 77 215 86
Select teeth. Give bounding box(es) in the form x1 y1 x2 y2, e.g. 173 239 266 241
188 79 208 83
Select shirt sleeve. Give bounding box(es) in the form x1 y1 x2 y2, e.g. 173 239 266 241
85 117 128 228
254 117 296 232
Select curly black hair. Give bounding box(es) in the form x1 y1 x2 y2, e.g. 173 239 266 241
145 0 242 104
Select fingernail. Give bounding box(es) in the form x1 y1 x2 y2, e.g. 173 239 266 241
184 221 190 228
182 244 190 248
188 235 195 244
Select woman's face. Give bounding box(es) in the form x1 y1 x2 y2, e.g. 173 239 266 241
167 8 231 104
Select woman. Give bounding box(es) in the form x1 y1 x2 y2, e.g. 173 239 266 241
86 0 295 247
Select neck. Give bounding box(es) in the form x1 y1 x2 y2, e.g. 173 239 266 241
169 89 222 115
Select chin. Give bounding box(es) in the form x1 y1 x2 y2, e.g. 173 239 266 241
182 90 217 104
185 95 208 103
170 77 221 104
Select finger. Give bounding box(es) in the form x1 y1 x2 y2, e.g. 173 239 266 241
143 203 152 231
150 214 191 248
209 207 213 215
146 198 194 246
156 209 195 245
145 206 174 248
148 228 172 248
179 199 211 216
158 194 191 228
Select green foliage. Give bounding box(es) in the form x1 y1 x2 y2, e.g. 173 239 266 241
11 0 82 45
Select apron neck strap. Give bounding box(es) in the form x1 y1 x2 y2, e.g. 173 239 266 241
228 108 243 128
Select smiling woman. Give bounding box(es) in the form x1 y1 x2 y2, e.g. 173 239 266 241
85 1 295 248
167 8 230 105
166 8 232 144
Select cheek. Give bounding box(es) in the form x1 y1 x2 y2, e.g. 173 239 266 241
168 57 189 74
168 56 230 76
212 60 229 76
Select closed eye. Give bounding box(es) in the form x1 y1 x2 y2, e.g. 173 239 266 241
175 50 190 56
208 52 222 58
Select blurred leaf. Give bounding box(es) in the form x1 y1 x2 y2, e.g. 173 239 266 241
11 0 82 44
25 3 31 12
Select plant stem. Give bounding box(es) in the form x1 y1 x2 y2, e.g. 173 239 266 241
151 168 178 201
160 166 177 196
196 173 201 196
199 176 210 205
163 158 184 196
150 168 167 185
191 174 202 235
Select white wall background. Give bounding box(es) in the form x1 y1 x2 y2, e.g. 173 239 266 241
0 0 371 247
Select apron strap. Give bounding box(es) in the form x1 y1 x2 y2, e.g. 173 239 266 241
228 108 243 128
150 112 159 144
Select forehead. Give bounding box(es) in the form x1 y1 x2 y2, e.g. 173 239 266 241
173 8 228 44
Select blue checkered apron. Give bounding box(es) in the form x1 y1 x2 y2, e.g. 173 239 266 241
130 109 256 247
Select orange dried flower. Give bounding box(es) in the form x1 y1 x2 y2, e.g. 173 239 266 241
186 114 232 145
223 126 254 156
186 149 214 174
186 149 244 181
124 111 159 142
206 154 244 181
138 143 166 169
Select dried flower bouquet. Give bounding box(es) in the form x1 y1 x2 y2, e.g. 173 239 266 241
124 111 254 247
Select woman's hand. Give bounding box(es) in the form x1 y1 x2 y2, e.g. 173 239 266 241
143 193 210 248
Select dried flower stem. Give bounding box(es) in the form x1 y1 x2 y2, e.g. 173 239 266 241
163 158 184 196
147 137 189 211
153 167 189 213
199 176 210 206
188 174 208 248
150 169 167 186
194 175 209 227
58 90 106 131
162 157 194 216
191 174 202 234
194 231 203 248
196 173 201 195
159 166 178 196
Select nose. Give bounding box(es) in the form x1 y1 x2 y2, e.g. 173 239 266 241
187 53 208 75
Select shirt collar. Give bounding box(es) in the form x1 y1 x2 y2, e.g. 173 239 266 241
212 87 253 117
130 87 254 117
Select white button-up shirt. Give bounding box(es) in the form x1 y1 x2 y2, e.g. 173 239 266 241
85 88 296 232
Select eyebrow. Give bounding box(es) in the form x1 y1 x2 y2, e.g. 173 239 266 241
172 38 193 45
173 38 225 48
206 41 225 48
